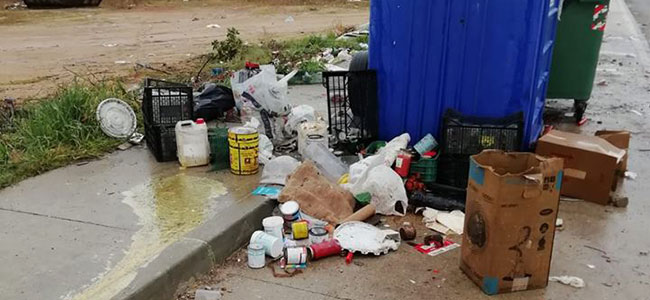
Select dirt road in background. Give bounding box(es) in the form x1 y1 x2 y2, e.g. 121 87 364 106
0 5 368 100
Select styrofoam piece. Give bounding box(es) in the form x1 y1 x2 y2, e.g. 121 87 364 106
334 221 400 255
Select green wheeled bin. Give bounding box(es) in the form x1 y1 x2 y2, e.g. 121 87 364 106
547 0 610 123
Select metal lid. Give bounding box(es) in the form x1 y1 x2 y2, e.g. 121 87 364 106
96 98 137 138
309 227 328 236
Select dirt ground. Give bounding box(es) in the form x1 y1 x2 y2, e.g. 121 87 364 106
0 2 368 100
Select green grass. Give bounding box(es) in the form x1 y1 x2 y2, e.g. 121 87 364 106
0 80 139 188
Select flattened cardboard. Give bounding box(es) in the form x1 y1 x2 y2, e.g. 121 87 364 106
595 130 630 174
536 130 626 205
460 150 563 295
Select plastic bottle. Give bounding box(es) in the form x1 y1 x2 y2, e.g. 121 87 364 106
175 118 210 167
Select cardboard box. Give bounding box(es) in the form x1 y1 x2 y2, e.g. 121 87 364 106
595 130 630 175
535 130 626 205
460 150 563 295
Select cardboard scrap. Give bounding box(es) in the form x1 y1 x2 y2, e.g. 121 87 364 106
278 161 355 224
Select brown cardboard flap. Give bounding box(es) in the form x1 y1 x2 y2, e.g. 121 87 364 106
564 168 587 180
539 130 626 163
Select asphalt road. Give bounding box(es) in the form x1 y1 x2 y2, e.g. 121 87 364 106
626 0 650 40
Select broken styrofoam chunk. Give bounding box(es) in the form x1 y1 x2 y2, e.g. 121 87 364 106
195 289 222 300
334 221 400 255
549 276 585 288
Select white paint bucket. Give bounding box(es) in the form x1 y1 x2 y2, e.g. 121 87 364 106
250 231 283 258
262 216 284 239
247 243 265 269
285 247 308 265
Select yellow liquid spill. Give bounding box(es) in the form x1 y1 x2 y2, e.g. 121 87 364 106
64 174 227 300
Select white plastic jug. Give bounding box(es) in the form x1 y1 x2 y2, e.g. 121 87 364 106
175 118 210 167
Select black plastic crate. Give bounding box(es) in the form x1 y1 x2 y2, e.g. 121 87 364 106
145 123 177 162
143 78 193 126
322 71 378 149
437 109 524 189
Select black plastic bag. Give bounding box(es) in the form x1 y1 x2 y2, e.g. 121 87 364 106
193 84 235 121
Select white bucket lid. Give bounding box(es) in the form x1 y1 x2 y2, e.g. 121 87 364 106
280 201 299 215
262 216 284 228
96 98 137 138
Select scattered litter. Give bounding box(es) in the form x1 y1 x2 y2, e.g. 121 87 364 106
260 156 300 185
96 98 137 139
102 43 118 48
624 171 637 180
630 109 643 116
269 264 302 278
345 252 354 264
252 186 281 198
409 279 416 284
421 208 465 235
640 251 648 256
586 264 596 269
584 245 607 255
414 240 460 257
549 276 585 288
611 196 629 208
195 289 222 300
334 221 400 255
597 80 608 86
117 142 133 151
206 24 221 28
284 16 294 23
556 218 564 231
560 196 584 202
399 222 416 241
114 60 129 64
258 134 274 165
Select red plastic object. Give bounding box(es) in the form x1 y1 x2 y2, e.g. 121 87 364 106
345 252 354 264
310 239 342 260
394 151 412 177
195 118 205 124
245 62 260 69
577 117 588 126
405 174 425 193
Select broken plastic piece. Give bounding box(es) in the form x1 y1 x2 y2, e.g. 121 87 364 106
549 276 585 288
334 221 400 255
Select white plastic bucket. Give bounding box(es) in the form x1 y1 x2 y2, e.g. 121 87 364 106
247 243 265 269
250 230 283 258
262 216 284 239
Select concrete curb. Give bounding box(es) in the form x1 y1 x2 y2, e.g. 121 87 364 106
114 197 275 300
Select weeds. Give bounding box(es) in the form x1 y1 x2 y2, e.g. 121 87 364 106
0 80 139 188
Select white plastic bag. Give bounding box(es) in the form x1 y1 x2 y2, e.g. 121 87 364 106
286 105 316 134
258 134 274 165
345 162 408 216
260 156 300 185
231 65 297 115
376 133 410 166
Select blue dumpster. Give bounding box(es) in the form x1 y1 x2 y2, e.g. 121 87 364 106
369 0 560 149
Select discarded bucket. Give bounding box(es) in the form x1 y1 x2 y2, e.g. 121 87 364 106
309 227 328 244
247 243 265 269
250 231 283 258
228 126 259 175
414 133 438 156
309 239 342 260
298 122 328 156
263 216 284 239
291 220 309 240
285 247 308 265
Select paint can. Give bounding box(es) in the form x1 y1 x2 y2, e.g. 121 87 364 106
247 243 265 269
285 247 309 265
394 150 412 178
228 126 259 175
309 239 342 260
413 133 438 156
250 230 283 258
291 220 309 240
309 227 329 244
262 216 284 239
280 201 301 230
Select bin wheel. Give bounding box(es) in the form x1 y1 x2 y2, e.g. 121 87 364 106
574 100 588 124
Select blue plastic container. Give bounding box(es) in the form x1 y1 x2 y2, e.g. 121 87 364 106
369 0 560 149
